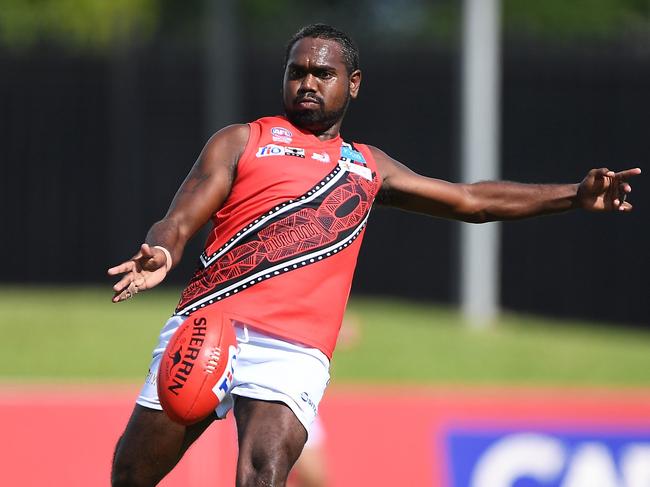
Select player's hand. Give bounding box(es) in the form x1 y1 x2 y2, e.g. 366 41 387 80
576 167 641 212
108 244 170 302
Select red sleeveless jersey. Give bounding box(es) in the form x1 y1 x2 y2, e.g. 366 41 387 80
175 116 381 358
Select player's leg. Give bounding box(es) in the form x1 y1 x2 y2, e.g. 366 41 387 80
234 396 307 487
225 323 331 486
111 404 216 487
112 315 202 486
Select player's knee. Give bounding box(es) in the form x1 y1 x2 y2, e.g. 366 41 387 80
238 466 285 487
112 453 156 487
238 451 292 487
111 468 155 487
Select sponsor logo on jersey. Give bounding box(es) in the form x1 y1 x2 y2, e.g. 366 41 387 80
339 160 372 181
341 143 366 164
256 144 285 157
256 144 305 158
312 151 330 163
271 127 293 143
284 147 305 158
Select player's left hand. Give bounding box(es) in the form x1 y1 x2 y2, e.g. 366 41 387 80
576 167 641 212
108 243 170 302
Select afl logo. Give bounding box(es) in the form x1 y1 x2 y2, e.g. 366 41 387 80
271 127 293 143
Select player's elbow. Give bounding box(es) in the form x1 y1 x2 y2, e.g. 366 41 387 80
454 188 492 224
460 211 490 224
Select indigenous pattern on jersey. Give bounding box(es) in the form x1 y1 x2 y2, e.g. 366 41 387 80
175 116 382 357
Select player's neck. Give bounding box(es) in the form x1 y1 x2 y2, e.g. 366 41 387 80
306 118 343 141
283 114 344 141
314 124 341 141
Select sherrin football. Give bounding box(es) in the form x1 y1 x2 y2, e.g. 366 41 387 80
158 312 238 425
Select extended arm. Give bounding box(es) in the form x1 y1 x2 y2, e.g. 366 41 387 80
108 124 250 302
372 146 641 223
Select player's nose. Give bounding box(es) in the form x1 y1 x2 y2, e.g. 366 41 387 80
300 73 318 92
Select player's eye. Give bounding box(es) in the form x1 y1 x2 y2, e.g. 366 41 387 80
288 67 305 79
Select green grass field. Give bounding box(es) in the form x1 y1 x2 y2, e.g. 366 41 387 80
1 285 649 386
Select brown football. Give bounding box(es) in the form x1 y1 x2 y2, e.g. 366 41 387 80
158 312 237 425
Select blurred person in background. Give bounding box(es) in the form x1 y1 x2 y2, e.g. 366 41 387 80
108 23 640 487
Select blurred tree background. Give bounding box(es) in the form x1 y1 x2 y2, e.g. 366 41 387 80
1 0 648 50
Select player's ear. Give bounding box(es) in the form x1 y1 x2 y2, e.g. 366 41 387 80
349 69 362 100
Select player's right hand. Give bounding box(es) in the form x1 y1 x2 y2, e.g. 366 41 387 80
108 243 170 302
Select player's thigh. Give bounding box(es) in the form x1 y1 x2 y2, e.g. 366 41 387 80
112 404 215 486
234 396 307 486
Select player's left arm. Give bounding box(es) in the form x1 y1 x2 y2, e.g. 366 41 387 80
370 146 641 223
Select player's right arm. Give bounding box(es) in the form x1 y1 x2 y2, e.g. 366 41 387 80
108 124 250 302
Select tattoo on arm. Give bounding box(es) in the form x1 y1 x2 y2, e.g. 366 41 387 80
179 153 238 196
179 169 210 195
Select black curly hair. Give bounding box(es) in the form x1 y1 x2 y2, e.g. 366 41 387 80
283 23 360 75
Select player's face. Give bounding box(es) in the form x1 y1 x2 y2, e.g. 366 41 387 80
283 38 361 134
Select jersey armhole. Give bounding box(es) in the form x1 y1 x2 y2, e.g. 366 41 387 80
354 142 383 191
237 121 262 174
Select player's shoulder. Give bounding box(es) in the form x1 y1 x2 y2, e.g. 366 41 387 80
365 144 388 159
361 145 415 190
211 123 250 143
198 124 251 168
253 115 286 125
204 123 250 152
364 144 398 172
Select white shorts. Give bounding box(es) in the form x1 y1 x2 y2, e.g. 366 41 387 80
137 315 330 433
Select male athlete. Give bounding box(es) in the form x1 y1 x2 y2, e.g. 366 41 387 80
109 24 641 487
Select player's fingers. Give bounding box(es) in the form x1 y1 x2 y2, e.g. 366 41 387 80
140 243 154 258
112 280 142 302
132 275 149 291
141 246 169 272
612 182 629 205
107 265 122 276
112 290 134 303
587 168 611 182
593 167 612 177
112 272 137 293
108 246 146 275
112 288 130 302
588 168 613 192
620 181 632 200
127 247 145 262
112 291 127 303
614 167 642 180
618 201 633 212
107 260 135 276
